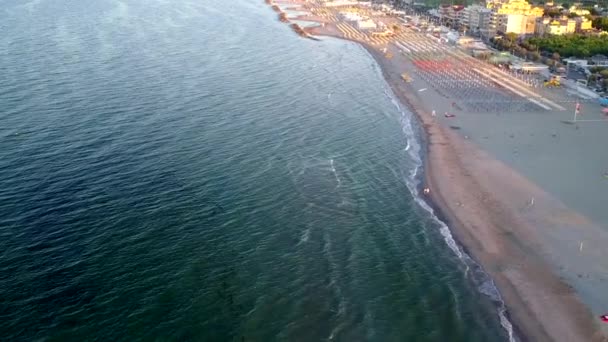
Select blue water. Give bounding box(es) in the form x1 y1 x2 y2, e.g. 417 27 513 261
0 0 510 340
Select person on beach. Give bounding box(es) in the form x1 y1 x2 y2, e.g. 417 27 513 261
431 110 436 117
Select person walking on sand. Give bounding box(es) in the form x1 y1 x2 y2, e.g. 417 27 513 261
431 110 436 117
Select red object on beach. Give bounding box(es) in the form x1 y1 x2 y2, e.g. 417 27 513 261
601 315 608 322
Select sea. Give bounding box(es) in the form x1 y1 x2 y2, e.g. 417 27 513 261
0 0 511 341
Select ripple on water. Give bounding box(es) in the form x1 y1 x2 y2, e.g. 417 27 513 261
0 0 511 340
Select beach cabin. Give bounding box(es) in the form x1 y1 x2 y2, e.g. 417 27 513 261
511 62 548 73
356 19 377 30
325 0 359 7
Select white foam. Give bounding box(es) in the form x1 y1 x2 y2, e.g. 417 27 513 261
299 227 310 244
382 82 516 342
329 158 341 187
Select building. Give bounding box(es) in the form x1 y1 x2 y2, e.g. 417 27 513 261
536 17 576 35
323 0 359 7
439 5 465 27
487 0 544 35
575 16 593 32
511 61 549 73
356 19 377 30
487 0 544 17
568 6 591 17
496 14 537 34
461 5 495 37
591 55 608 67
339 12 363 22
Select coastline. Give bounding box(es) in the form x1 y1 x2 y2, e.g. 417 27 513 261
297 19 607 342
361 42 600 342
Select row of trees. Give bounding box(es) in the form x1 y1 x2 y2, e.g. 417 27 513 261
526 35 608 58
490 35 608 90
490 35 558 66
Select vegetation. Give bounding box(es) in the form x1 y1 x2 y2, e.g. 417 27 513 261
544 8 563 17
592 17 608 31
526 35 608 58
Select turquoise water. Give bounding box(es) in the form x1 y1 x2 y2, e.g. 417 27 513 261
0 0 510 340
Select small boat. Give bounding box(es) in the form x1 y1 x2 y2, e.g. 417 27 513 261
601 314 608 322
444 112 456 118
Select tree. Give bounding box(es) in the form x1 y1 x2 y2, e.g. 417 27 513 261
590 66 605 73
525 35 608 58
588 74 598 85
528 51 541 61
561 2 570 9
544 8 562 17
552 52 561 61
593 17 608 31
506 32 518 44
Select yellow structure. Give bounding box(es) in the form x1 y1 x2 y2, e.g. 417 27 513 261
544 75 561 87
487 0 544 34
504 14 537 34
487 0 544 17
547 19 575 35
579 17 592 31
537 17 576 35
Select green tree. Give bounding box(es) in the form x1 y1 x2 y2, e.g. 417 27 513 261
506 32 518 44
588 74 598 85
544 8 562 17
525 35 608 58
528 51 541 61
593 17 608 31
552 52 561 61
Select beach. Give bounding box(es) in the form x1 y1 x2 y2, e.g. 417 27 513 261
364 40 606 342
272 1 608 341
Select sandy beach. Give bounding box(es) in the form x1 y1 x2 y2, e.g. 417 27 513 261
361 41 606 342
269 1 608 341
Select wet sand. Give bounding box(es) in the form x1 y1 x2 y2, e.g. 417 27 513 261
301 19 608 342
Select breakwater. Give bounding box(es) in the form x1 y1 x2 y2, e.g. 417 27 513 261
265 1 319 40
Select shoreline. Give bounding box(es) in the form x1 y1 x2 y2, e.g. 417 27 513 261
298 21 607 342
363 38 605 342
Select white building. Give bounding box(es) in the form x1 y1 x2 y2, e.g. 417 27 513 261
461 5 495 37
356 19 377 30
324 0 359 7
339 12 363 21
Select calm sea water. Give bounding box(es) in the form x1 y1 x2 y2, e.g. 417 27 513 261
0 0 510 341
